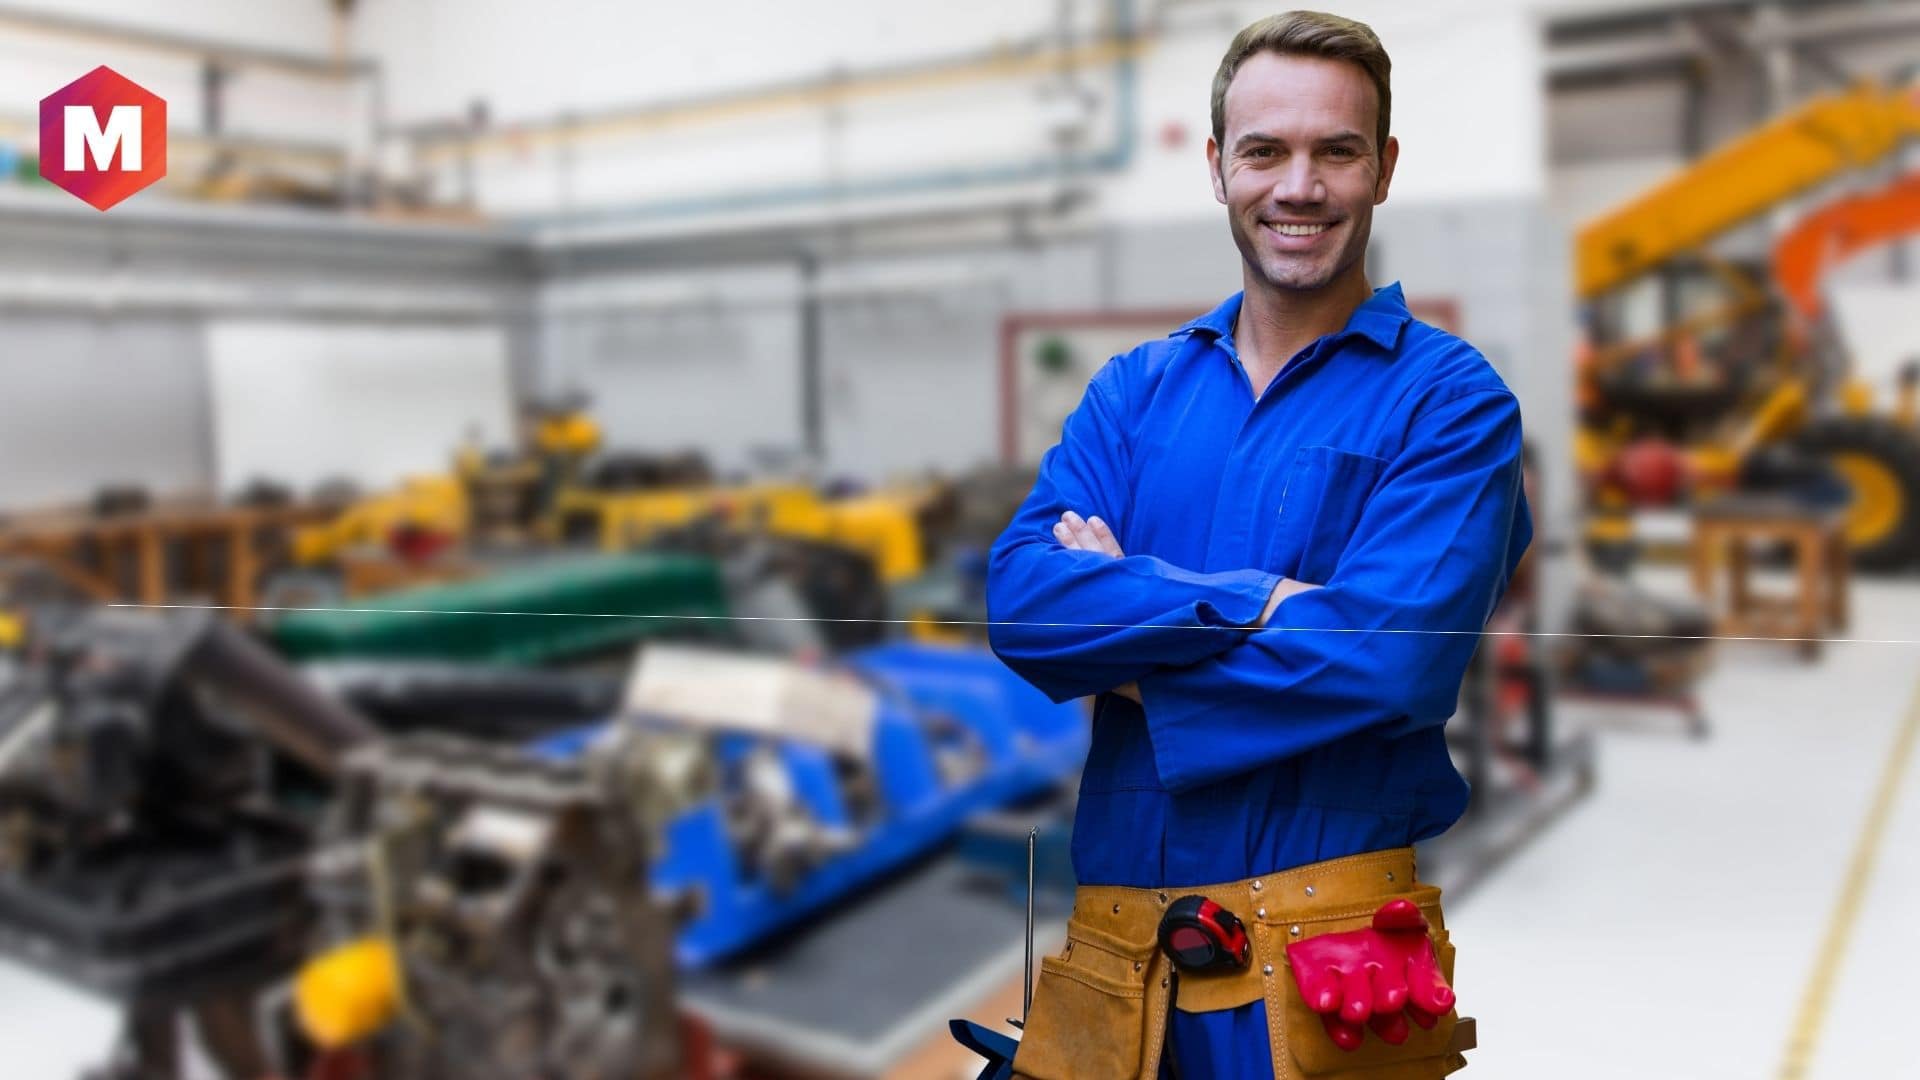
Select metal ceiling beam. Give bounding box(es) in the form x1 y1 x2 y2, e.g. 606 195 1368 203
0 2 376 77
1549 1 1920 88
1547 20 1705 86
1749 1 1920 49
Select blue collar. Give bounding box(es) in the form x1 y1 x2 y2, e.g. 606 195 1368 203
1176 282 1412 354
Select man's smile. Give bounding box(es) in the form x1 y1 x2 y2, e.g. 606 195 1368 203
1261 219 1338 248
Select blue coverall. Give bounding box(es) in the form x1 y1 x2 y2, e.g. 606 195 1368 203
986 283 1533 1078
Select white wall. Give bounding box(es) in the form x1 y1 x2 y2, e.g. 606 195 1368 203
343 0 1547 223
0 314 213 507
540 264 807 474
3 1 334 53
0 1 362 167
206 320 515 494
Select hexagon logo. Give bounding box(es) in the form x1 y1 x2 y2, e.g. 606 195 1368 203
40 66 167 211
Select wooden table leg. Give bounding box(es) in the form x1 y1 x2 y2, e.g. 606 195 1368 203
1728 533 1751 620
1691 523 1716 608
1827 528 1849 632
1796 526 1822 659
228 524 257 621
137 526 165 607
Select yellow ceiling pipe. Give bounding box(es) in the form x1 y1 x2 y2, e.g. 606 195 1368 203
415 35 1149 167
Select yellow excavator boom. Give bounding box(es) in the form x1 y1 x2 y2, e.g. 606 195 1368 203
1577 82 1920 299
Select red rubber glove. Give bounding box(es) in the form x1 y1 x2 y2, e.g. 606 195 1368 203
1285 898 1455 1052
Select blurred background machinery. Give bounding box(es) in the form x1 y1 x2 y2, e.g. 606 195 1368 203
0 608 374 1078
1576 79 1920 569
293 733 681 1080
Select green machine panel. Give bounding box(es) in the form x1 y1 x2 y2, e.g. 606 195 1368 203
273 553 729 665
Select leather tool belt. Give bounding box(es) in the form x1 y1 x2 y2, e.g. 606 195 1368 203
1010 847 1475 1079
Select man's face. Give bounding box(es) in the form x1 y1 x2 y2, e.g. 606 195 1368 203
1208 52 1398 294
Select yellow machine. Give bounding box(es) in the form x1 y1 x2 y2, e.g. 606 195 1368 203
1576 80 1920 569
296 397 605 565
292 475 469 567
557 480 933 583
296 391 942 619
295 937 402 1050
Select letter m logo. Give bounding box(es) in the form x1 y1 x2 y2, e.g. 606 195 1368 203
41 66 167 211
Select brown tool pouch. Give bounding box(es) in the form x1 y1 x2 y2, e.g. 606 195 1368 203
1012 848 1469 1080
1010 909 1171 1079
1265 881 1463 1078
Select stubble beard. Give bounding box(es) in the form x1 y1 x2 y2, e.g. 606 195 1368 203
1228 210 1368 295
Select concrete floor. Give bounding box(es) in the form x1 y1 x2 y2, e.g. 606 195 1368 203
2 574 1917 1078
1450 569 1920 1080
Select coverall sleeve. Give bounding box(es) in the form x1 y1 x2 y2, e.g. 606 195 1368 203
986 368 1281 704
1135 388 1532 792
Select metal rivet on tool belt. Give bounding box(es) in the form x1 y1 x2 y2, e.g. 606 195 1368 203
1251 880 1263 892
1262 964 1274 976
1305 886 1315 897
1134 961 1143 972
1112 903 1122 914
1157 892 1168 904
1289 925 1302 936
1160 977 1169 988
1257 908 1267 919
1386 871 1396 882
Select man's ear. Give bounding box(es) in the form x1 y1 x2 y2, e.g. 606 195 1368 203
1206 136 1227 205
1374 135 1399 205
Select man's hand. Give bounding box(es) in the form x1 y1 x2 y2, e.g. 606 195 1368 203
1258 576 1322 625
1052 510 1123 558
1052 512 1142 702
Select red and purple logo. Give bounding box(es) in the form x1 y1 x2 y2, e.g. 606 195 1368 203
39 66 167 211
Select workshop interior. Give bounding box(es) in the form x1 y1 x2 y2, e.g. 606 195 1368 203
1 1 1918 1077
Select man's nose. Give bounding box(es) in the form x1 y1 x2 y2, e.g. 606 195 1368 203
1268 156 1323 205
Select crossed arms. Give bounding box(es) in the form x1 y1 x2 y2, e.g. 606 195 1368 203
984 374 1529 792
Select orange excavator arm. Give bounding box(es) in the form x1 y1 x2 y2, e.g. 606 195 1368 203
1772 170 1920 324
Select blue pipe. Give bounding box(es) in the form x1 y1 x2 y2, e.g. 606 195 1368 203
515 0 1139 232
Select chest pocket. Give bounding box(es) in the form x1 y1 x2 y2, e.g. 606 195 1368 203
1276 446 1390 585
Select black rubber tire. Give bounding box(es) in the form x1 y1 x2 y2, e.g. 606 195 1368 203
1792 416 1920 572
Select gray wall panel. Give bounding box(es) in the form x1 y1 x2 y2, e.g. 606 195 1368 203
0 315 211 508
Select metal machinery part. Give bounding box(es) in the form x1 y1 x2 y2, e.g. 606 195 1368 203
0 606 376 1079
305 732 681 1080
716 741 864 896
303 661 624 740
651 517 891 653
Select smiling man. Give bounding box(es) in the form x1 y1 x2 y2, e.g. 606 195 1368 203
985 11 1532 1079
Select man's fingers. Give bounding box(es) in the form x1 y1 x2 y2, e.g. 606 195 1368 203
1056 512 1091 550
1055 511 1122 559
1085 515 1124 558
1063 511 1101 552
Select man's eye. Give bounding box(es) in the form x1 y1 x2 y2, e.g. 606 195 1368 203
1249 147 1275 159
1326 146 1356 158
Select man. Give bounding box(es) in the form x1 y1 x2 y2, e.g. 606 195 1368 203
985 11 1531 1079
